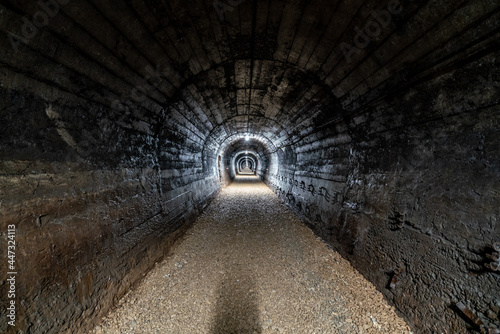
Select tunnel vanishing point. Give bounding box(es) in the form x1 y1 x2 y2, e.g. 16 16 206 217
0 0 499 333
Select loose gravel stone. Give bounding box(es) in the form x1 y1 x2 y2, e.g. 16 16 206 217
92 176 412 333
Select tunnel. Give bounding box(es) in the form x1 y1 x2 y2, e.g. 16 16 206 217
0 0 499 333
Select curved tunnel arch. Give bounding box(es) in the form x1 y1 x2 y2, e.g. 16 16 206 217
235 153 257 174
217 135 278 184
232 151 260 173
182 59 343 178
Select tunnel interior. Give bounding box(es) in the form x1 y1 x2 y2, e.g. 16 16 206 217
219 135 274 183
0 0 499 333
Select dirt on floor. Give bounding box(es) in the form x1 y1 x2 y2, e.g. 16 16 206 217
91 175 412 334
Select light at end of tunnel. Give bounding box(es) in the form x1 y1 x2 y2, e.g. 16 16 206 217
245 135 249 141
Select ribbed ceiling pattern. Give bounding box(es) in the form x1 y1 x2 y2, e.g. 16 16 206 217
3 0 498 156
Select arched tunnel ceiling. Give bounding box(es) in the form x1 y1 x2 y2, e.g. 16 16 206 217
1 0 499 161
173 61 341 150
222 138 270 161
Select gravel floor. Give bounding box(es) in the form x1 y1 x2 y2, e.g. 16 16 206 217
92 175 412 334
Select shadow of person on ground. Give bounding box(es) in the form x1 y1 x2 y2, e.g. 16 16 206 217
210 267 262 334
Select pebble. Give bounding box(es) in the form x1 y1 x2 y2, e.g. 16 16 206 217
91 176 412 333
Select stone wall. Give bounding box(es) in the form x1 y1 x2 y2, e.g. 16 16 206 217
0 86 219 334
267 54 500 333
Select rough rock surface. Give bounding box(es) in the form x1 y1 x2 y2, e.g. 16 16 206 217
267 54 500 333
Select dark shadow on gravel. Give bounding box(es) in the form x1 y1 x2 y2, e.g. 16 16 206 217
210 267 262 334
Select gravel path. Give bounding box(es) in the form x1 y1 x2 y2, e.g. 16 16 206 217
92 176 412 334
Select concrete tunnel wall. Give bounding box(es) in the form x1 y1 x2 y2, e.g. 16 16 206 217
0 0 499 333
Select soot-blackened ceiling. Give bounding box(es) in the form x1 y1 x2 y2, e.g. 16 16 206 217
2 0 498 161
